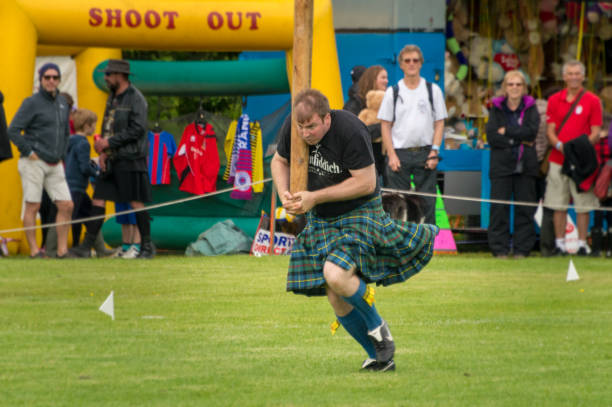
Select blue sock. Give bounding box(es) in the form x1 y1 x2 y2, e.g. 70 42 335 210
337 309 376 359
342 280 382 331
133 244 141 251
122 243 131 251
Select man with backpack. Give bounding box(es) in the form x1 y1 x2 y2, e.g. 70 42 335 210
377 44 447 224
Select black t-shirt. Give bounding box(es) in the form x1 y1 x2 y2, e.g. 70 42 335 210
276 109 379 217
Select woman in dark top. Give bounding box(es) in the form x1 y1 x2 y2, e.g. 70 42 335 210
486 70 540 258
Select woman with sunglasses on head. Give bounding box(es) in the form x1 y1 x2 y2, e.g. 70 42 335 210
486 70 540 259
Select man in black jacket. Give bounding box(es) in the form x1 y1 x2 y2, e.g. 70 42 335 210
0 91 12 163
71 59 155 258
8 63 74 258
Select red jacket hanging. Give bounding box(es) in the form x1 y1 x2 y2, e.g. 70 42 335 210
173 122 220 195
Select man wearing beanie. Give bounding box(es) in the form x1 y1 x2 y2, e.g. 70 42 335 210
8 62 74 258
70 59 155 258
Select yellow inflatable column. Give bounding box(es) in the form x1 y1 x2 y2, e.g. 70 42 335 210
285 0 343 109
312 0 343 108
0 0 38 254
74 48 121 134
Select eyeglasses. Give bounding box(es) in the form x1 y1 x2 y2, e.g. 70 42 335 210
43 75 60 81
403 58 421 64
507 82 523 87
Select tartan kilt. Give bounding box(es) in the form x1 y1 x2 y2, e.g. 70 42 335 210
286 195 439 296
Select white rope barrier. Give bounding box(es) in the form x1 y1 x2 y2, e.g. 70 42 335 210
1 179 610 235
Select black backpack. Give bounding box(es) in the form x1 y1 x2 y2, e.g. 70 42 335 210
391 81 434 123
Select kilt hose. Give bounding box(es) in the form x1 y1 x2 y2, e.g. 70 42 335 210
286 196 439 296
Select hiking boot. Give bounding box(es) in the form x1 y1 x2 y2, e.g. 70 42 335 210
69 233 96 258
137 240 155 259
367 320 395 363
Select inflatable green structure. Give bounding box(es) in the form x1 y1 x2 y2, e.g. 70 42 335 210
96 59 288 250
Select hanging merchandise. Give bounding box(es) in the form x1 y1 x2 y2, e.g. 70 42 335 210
147 130 177 185
249 120 264 193
230 114 253 200
223 114 264 199
173 121 220 195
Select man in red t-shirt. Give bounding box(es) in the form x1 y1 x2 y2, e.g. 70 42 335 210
544 60 602 255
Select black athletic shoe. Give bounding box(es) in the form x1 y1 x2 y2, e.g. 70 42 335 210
372 359 396 372
551 247 567 256
361 358 377 370
137 241 156 259
368 320 395 363
69 233 95 258
576 247 589 256
69 243 93 258
361 358 396 372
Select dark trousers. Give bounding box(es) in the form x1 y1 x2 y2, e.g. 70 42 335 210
488 174 537 256
384 149 437 224
39 190 56 247
593 198 612 231
70 190 93 246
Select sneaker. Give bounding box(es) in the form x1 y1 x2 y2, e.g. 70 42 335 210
576 246 590 256
361 358 377 370
111 247 127 258
122 246 140 259
371 359 396 372
551 247 567 256
361 358 396 372
367 320 395 363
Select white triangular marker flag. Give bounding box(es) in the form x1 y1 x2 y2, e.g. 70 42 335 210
566 260 580 282
99 291 115 320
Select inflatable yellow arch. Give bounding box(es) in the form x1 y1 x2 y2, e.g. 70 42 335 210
0 0 342 254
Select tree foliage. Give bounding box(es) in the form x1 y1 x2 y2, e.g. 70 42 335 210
122 50 242 121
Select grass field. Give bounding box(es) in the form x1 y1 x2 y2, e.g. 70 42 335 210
1 254 611 406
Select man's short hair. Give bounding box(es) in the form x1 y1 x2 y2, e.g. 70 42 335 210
293 89 331 122
562 60 585 76
398 44 424 64
72 108 97 132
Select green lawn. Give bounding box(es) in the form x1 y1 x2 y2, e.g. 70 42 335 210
1 254 610 406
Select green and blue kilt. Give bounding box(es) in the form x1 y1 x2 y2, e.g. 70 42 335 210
286 195 439 296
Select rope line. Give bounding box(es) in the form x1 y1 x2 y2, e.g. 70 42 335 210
0 179 272 235
1 180 610 235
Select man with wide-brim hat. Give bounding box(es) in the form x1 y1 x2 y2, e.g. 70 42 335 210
71 58 156 259
98 59 133 76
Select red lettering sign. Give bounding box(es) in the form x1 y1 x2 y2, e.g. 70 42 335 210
125 10 141 28
87 8 179 30
208 11 223 30
207 11 261 30
89 8 103 26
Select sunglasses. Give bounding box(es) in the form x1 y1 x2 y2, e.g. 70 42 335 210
506 82 523 87
43 75 60 81
403 58 421 64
